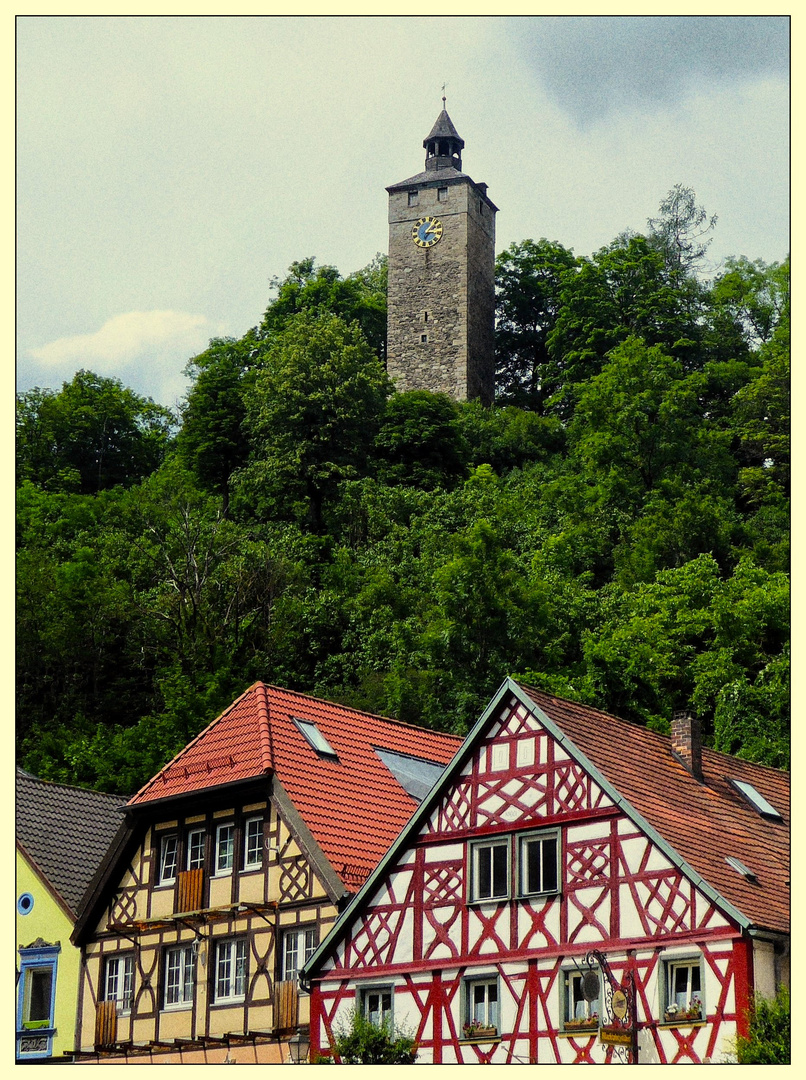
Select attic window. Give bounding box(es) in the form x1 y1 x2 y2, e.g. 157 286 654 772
375 748 446 801
294 718 338 759
726 856 758 882
728 779 783 821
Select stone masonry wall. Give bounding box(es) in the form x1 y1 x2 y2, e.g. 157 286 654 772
387 177 495 403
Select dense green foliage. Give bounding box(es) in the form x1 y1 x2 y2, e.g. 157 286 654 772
314 1009 417 1065
735 986 790 1064
16 200 790 794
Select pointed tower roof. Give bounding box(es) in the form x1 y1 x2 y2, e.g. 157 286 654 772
424 106 464 149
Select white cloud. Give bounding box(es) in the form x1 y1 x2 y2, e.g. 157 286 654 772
30 310 214 367
25 310 224 408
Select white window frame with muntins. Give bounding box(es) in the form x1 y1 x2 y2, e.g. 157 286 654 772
214 938 247 1004
518 829 560 897
464 975 500 1035
469 838 509 902
562 969 600 1029
186 828 205 871
159 833 178 885
243 816 264 870
282 926 317 983
163 944 195 1009
104 954 135 1014
663 955 704 1022
360 984 394 1028
215 823 235 875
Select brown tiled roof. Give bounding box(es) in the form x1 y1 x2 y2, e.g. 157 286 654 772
15 770 126 918
129 684 462 890
518 685 790 935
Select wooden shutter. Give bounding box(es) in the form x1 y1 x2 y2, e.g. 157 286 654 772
274 980 299 1032
176 868 204 913
94 1000 118 1048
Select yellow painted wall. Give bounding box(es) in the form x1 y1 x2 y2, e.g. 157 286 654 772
16 849 81 1060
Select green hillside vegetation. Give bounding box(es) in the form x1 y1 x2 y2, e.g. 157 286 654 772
16 190 790 794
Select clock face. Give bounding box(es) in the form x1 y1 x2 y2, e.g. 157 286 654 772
412 217 443 248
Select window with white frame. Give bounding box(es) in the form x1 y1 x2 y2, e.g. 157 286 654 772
159 834 178 884
360 985 394 1028
163 944 195 1008
214 939 247 1003
464 976 499 1034
664 957 704 1021
103 954 134 1013
563 970 599 1027
215 823 235 874
281 926 317 982
243 817 263 870
519 830 559 896
470 839 509 901
186 828 205 870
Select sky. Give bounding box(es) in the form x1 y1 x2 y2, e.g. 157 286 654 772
16 13 790 410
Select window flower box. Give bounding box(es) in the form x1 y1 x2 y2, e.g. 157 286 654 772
664 998 703 1024
564 1016 599 1032
462 1021 497 1040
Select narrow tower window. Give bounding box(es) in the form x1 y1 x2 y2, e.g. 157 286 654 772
408 190 419 207
438 187 448 202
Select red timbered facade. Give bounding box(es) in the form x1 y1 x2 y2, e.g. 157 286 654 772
71 684 460 1064
303 680 789 1065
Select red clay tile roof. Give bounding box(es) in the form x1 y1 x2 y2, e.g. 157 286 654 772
519 685 790 935
129 684 462 889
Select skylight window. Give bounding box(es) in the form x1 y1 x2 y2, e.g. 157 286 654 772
728 779 783 821
726 856 758 882
294 718 338 759
375 748 446 801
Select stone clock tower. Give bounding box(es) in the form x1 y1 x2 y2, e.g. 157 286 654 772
386 103 497 405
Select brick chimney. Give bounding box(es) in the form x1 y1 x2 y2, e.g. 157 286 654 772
671 710 703 779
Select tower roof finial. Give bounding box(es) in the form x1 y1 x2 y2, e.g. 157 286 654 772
441 82 447 107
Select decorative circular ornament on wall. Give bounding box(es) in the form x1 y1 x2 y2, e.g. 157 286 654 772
412 217 443 248
17 892 35 915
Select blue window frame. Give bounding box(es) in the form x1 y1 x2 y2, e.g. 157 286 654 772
16 943 59 1060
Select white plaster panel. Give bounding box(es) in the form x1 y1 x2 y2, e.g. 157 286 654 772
619 883 648 938
478 793 505 815
491 743 509 771
517 737 535 767
566 820 611 843
424 842 464 862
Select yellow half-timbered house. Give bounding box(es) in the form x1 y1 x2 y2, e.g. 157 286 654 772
71 683 460 1064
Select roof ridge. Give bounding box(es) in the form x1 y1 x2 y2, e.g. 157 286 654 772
518 682 789 778
256 682 274 772
128 682 269 804
264 684 459 738
16 771 123 801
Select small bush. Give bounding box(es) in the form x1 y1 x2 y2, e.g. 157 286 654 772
317 1009 417 1065
736 985 790 1064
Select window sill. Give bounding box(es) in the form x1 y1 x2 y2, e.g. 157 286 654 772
561 1025 599 1036
461 1030 499 1043
162 1003 193 1013
659 1018 706 1028
211 998 246 1008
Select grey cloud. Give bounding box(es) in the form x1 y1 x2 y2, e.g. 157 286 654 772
513 16 789 125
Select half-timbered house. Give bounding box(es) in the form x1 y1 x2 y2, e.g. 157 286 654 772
71 683 461 1064
302 679 789 1065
